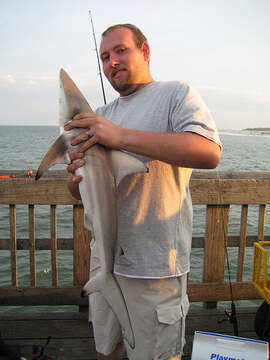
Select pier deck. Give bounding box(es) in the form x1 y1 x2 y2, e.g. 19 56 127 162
0 307 259 359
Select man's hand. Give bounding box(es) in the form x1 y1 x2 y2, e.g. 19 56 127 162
64 112 221 177
64 112 124 152
65 112 124 199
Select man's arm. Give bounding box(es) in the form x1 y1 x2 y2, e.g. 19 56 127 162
64 112 221 169
117 129 221 169
65 112 221 199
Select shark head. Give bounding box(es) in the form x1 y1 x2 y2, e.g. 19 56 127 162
35 69 94 180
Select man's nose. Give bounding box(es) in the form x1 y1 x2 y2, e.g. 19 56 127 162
111 58 119 68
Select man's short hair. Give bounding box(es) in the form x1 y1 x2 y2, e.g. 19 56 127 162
102 24 147 48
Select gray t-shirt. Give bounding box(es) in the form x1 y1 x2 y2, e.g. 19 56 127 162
94 81 221 278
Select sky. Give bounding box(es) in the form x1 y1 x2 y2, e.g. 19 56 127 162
0 0 269 130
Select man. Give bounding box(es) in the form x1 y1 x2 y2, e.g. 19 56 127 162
65 24 221 360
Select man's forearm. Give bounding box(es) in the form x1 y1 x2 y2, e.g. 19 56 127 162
119 129 221 169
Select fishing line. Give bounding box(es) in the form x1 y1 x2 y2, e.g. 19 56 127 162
88 10 107 105
216 172 239 336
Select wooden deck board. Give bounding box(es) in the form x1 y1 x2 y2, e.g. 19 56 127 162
0 307 260 359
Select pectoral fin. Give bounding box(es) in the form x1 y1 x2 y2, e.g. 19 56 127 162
35 134 70 180
109 150 148 186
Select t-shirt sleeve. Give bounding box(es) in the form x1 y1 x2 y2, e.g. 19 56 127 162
170 82 221 146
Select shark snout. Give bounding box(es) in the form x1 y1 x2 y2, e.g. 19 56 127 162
81 289 87 298
81 278 92 297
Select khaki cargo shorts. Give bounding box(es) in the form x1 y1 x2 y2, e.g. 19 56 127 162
89 274 189 360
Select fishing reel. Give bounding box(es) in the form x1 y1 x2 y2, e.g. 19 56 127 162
0 335 54 360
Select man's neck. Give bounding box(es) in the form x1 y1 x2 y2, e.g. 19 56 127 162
119 77 154 97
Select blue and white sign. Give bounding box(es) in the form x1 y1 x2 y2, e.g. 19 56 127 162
191 331 269 360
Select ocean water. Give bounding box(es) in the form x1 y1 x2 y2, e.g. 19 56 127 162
0 126 269 311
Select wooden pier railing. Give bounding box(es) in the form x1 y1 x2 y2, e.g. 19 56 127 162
0 170 270 307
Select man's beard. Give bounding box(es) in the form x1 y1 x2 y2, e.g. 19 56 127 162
111 80 133 94
109 70 132 93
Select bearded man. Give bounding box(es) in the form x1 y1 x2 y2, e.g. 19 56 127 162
65 24 222 360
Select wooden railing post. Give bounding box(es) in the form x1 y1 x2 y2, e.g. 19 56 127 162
50 205 58 286
203 204 230 308
29 204 36 287
9 204 18 287
258 204 266 241
237 205 248 282
73 205 91 287
73 205 91 311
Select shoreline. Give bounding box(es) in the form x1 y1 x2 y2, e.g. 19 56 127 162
219 129 270 136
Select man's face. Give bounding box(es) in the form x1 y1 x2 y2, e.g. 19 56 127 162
100 27 150 96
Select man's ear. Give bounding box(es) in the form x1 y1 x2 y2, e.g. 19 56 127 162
142 42 150 62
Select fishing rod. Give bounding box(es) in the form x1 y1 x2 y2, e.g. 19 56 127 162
88 10 107 105
216 176 239 337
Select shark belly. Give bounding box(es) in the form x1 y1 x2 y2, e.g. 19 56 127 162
79 145 135 349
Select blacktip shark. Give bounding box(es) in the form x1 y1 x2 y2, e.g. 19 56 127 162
35 68 148 349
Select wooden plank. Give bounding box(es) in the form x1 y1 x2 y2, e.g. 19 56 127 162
2 169 270 180
28 204 36 287
9 204 18 287
1 316 92 339
190 178 270 204
0 281 261 305
1 176 270 205
73 205 91 286
237 204 248 281
0 238 74 250
0 179 81 205
0 286 88 306
188 282 261 302
0 170 69 179
1 234 269 251
50 205 58 286
191 171 270 180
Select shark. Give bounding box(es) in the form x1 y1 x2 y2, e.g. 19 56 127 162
35 68 148 349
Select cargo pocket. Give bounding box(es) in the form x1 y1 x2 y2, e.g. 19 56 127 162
153 295 189 360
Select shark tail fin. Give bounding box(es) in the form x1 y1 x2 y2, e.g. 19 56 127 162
35 134 70 180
